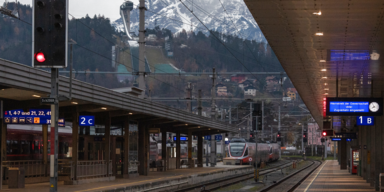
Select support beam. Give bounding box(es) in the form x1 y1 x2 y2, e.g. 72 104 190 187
340 139 347 169
138 123 149 175
0 120 6 189
162 130 167 171
71 108 79 180
43 124 48 175
188 130 193 168
123 117 129 178
198 132 203 167
105 113 111 177
176 131 181 169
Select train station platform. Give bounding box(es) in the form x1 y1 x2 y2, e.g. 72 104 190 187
295 160 375 192
0 162 253 192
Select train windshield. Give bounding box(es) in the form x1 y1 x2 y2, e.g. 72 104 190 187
230 143 246 157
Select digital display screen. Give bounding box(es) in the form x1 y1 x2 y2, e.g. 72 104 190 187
330 50 370 61
331 138 342 141
173 136 187 141
3 109 65 127
326 98 383 116
329 101 369 112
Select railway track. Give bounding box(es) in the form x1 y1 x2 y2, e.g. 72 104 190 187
173 160 294 192
259 160 322 192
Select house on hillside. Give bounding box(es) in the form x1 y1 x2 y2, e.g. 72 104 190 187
244 86 257 98
266 76 279 92
231 74 246 83
286 88 297 100
216 83 228 96
238 79 253 90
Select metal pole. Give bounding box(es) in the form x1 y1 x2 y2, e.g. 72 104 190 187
324 138 327 159
278 105 281 158
49 68 59 192
254 116 259 182
138 0 146 98
69 43 73 99
262 101 264 136
334 141 337 159
210 68 216 167
197 90 202 116
311 125 314 156
302 124 304 156
250 102 252 140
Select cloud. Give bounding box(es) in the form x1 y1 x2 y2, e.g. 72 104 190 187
2 0 140 21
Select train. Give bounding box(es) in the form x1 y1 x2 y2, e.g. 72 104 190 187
223 138 280 166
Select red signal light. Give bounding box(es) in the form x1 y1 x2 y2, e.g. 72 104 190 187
322 131 327 136
303 134 306 138
35 52 46 63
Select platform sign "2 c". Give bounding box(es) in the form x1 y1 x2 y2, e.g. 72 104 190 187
79 116 95 126
357 116 374 126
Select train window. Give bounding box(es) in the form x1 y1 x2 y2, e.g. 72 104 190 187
34 141 40 154
244 148 248 156
11 140 19 154
6 140 11 154
21 140 30 154
229 143 245 157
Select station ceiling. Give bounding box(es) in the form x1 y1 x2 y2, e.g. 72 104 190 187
244 0 384 127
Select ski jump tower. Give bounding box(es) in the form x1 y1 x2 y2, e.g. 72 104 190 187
120 1 134 39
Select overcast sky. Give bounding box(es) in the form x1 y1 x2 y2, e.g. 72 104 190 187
1 0 138 21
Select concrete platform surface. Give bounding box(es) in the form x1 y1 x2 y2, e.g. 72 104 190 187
295 160 375 192
0 162 252 192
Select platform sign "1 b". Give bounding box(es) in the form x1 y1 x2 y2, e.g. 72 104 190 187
357 116 374 126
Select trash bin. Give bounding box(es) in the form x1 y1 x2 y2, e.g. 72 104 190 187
8 167 25 188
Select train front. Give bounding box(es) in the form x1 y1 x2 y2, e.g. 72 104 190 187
223 138 249 165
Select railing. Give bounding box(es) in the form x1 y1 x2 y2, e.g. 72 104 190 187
2 160 47 178
70 160 113 180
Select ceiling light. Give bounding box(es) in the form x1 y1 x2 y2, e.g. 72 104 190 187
320 60 326 62
185 124 188 126
324 88 329 90
208 128 211 130
101 107 107 110
32 95 41 98
71 102 78 105
322 77 327 79
313 11 322 15
198 126 201 128
315 32 323 36
321 69 326 71
324 93 328 95
1 89 4 91
324 83 328 85
129 112 133 115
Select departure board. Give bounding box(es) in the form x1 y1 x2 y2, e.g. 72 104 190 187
3 109 65 126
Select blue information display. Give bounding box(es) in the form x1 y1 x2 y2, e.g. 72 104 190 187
330 50 370 61
331 138 342 141
326 98 383 116
357 116 374 126
204 135 211 140
3 109 65 127
215 135 222 141
173 136 187 141
79 116 95 126
330 101 369 112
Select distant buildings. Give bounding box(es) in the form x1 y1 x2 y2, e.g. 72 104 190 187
266 76 279 92
286 88 297 100
231 74 246 83
244 85 257 97
238 79 253 90
216 83 228 96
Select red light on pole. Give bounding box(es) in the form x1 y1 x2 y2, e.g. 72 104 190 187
35 52 46 63
322 131 327 136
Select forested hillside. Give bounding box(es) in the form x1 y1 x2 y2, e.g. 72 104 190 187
0 3 284 90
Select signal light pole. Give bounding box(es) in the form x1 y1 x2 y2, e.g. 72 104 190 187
32 0 68 191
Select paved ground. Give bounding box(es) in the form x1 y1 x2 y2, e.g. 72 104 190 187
0 162 250 192
295 160 375 192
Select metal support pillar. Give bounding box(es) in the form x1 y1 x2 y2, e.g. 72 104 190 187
302 125 304 155
138 123 149 175
188 130 193 168
333 141 336 160
324 138 327 159
370 125 375 187
105 113 111 177
49 68 59 192
176 131 181 169
186 82 192 112
278 105 281 157
366 126 372 183
138 0 146 98
262 100 264 136
161 130 167 171
362 126 367 179
198 132 203 167
210 136 216 167
71 108 79 180
197 90 202 116
123 118 130 177
43 124 48 172
340 139 347 169
0 119 6 189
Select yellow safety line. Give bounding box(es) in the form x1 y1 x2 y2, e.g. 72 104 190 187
304 160 328 192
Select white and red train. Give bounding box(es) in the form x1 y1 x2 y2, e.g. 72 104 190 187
223 138 280 165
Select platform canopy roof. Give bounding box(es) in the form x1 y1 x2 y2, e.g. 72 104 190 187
244 0 384 127
0 58 237 135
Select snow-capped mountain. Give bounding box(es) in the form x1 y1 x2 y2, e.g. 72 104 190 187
112 0 266 42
